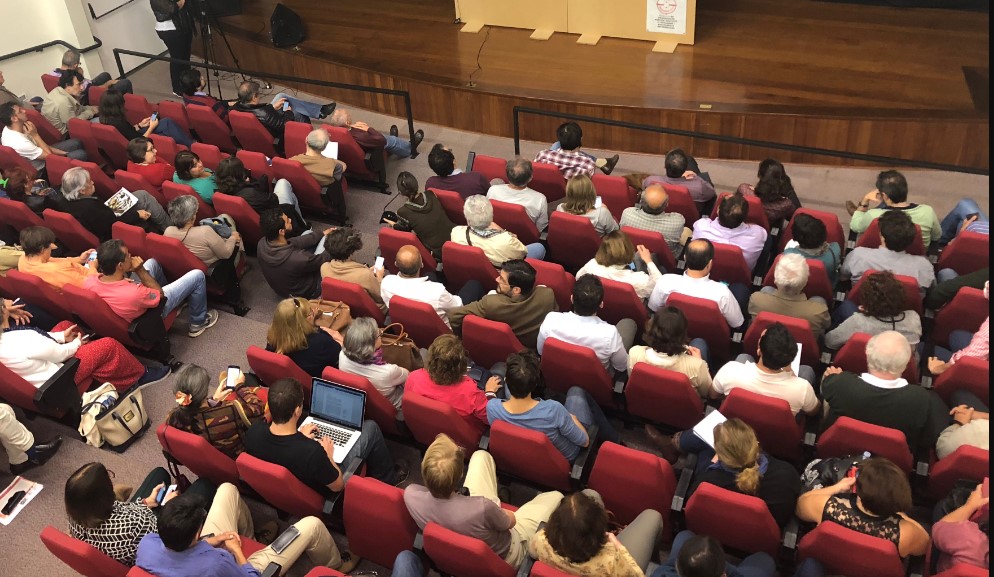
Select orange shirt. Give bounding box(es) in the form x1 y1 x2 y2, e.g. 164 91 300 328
17 255 97 291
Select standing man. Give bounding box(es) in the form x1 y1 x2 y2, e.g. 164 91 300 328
151 0 195 97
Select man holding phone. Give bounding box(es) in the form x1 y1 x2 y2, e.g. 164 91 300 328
233 80 335 143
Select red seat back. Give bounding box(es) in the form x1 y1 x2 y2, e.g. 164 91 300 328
936 231 989 276
621 226 678 272
246 345 314 398
709 242 753 285
490 199 540 245
282 120 312 159
489 420 572 492
271 157 327 213
145 232 209 279
930 286 986 348
530 562 575 577
321 366 404 436
710 191 771 231
462 315 525 369
40 525 129 577
186 105 237 153
4 269 74 320
67 119 103 170
932 356 988 406
527 258 575 312
45 154 73 188
817 416 914 472
402 392 484 453
422 522 516 577
441 241 499 292
927 445 989 499
387 295 452 349
236 149 273 182
228 110 277 157
547 211 601 272
88 86 107 108
588 441 676 540
115 169 165 206
156 424 239 486
191 142 229 171
743 312 821 367
432 188 466 225
666 292 732 361
72 160 117 200
625 363 705 430
761 254 834 304
0 144 38 177
212 193 262 248
684 482 782 556
847 269 922 314
593 173 634 222
540 337 615 407
157 100 191 137
40 73 60 93
797 521 904 577
161 180 215 221
377 228 437 273
24 107 64 145
856 218 926 256
91 123 130 170
344 476 419 569
833 332 918 383
0 197 44 230
720 388 805 461
149 134 185 168
529 161 567 204
778 208 846 252
660 183 699 225
325 125 381 182
470 153 506 183
235 453 324 518
123 93 155 126
599 277 649 332
321 277 386 325
42 208 99 253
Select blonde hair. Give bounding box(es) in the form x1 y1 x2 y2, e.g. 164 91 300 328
562 175 597 215
421 434 464 498
266 297 316 354
594 231 635 267
713 418 761 495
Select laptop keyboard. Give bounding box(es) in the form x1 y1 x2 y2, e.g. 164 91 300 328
314 423 351 447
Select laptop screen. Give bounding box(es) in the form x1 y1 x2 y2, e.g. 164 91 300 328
309 378 365 430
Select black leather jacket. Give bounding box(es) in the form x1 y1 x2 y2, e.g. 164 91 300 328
150 0 194 34
232 101 294 138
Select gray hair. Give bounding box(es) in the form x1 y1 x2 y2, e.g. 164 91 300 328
505 157 533 187
305 128 329 152
62 50 80 68
773 253 809 296
343 317 380 364
167 195 199 228
173 364 211 407
61 167 91 201
865 331 912 376
328 109 351 128
463 195 494 229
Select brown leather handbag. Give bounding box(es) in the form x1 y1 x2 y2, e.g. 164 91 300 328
379 323 424 371
308 299 352 332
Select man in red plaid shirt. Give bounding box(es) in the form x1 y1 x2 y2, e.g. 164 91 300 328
533 121 619 179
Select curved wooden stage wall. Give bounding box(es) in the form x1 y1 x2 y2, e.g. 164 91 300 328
207 0 990 170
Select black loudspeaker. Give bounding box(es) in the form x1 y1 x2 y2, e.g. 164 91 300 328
197 0 243 18
271 3 306 48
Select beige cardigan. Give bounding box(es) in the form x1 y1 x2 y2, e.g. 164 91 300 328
320 259 388 313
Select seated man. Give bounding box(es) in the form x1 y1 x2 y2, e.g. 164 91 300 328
821 331 936 452
46 49 133 105
643 148 716 216
692 191 768 271
1 402 62 476
938 197 988 245
486 351 621 461
40 69 96 137
450 195 546 266
244 377 405 497
619 183 688 254
380 245 483 328
0 69 40 109
449 259 557 350
425 143 489 199
748 253 830 339
841 210 935 291
16 226 96 290
487 157 549 233
651 530 776 577
533 121 619 179
537 275 634 377
83 239 219 338
135 484 360 576
288 128 347 219
256 209 333 299
1 102 85 171
847 169 942 249
709 323 820 417
59 166 169 240
648 239 746 329
179 68 233 123
232 80 333 145
328 108 423 160
404 434 563 569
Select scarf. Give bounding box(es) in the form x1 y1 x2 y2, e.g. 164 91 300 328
707 452 770 477
469 227 502 239
368 347 387 366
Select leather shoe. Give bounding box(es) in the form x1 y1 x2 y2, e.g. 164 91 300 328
643 425 679 464
409 129 425 158
338 553 361 574
389 124 399 137
845 200 859 216
10 435 63 476
393 459 411 486
319 102 337 119
600 154 620 175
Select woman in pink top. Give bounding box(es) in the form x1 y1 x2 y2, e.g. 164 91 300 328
404 334 501 429
932 479 989 572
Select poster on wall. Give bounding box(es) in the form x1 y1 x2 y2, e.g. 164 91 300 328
647 0 686 35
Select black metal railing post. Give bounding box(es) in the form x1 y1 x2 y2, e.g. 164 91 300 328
0 38 102 63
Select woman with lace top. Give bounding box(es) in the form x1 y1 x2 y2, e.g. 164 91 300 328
737 158 799 225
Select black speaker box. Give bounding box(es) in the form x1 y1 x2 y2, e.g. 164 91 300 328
271 3 306 48
197 0 243 18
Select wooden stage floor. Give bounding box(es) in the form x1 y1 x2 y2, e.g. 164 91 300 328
209 0 990 169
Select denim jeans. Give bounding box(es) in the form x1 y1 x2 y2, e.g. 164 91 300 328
564 386 621 448
273 178 306 223
939 198 988 244
143 258 209 324
651 530 776 577
525 242 547 260
689 337 710 366
727 282 751 328
391 551 425 577
152 117 194 147
271 92 323 120
933 329 975 361
345 420 396 484
385 134 412 158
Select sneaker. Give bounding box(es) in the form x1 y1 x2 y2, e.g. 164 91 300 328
188 309 220 338
134 365 171 389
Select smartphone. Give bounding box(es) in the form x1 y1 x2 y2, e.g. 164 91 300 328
965 212 979 221
149 112 158 121
155 484 177 504
225 365 240 389
281 101 290 112
594 196 603 208
846 465 860 492
86 251 98 263
81 332 97 342
373 256 384 271
2 490 26 515
270 525 300 554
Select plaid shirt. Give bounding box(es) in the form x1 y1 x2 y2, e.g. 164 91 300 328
534 148 596 180
950 317 989 364
619 206 686 254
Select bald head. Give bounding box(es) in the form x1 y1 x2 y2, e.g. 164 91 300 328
684 238 714 273
395 245 423 277
865 331 912 378
642 184 669 215
328 108 351 128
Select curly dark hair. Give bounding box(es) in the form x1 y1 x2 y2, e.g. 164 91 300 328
426 334 469 386
859 270 907 319
643 306 689 356
324 227 363 261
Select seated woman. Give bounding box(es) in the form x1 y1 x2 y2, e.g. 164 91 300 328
795 457 930 558
1 166 68 214
337 317 407 415
629 306 711 397
0 298 168 392
125 137 174 194
320 228 387 314
266 297 343 378
98 90 193 147
737 158 799 225
826 271 922 351
530 490 663 577
172 150 217 205
215 156 307 231
577 230 663 300
383 171 455 258
556 174 619 236
683 418 800 528
166 364 267 458
405 334 499 430
65 462 214 566
932 479 989 573
783 213 842 287
928 280 989 376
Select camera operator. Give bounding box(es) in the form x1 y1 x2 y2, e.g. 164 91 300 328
151 0 195 96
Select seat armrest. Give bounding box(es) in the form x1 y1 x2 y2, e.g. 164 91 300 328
413 530 424 552
782 516 800 549
516 553 536 577
261 562 282 577
570 425 599 482
34 357 82 416
671 453 697 512
466 151 477 172
479 431 490 451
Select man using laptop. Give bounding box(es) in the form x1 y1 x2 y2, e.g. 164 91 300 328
244 378 407 496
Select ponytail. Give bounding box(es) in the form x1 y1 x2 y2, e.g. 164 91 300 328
736 463 761 495
714 417 763 495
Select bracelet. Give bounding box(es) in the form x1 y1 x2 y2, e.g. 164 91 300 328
485 391 497 399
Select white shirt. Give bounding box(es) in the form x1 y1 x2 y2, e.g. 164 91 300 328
647 272 744 328
0 328 81 388
1 126 45 170
487 184 549 232
576 258 663 301
380 274 463 328
337 353 408 413
712 360 819 416
859 372 909 390
537 311 628 373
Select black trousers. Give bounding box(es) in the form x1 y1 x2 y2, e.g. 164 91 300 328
157 28 194 94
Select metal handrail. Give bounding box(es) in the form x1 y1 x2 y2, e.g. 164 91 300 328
89 0 139 20
512 106 988 176
0 38 103 63
111 48 416 148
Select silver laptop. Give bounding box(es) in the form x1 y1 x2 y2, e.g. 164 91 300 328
300 378 365 463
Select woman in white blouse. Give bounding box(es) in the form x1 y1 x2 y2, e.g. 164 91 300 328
576 231 663 300
337 317 408 417
556 174 619 236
